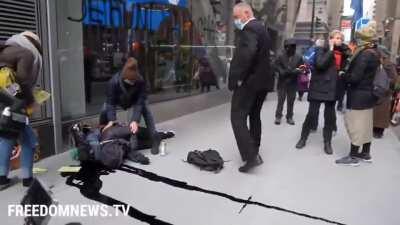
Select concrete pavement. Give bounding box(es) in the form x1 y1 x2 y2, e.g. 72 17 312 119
1 93 399 225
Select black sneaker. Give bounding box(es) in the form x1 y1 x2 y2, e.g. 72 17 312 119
354 153 373 163
0 176 18 191
274 117 281 125
335 156 360 166
22 177 33 187
373 132 383 139
126 151 150 165
295 138 306 149
164 131 175 139
287 118 295 125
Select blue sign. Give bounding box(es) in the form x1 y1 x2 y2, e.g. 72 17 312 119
80 0 187 30
355 18 370 31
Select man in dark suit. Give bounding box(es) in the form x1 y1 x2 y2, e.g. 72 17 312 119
229 3 274 173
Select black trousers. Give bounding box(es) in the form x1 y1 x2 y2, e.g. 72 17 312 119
336 78 346 108
275 84 297 119
231 87 268 161
300 100 336 142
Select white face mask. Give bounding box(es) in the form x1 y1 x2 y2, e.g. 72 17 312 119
315 39 325 47
234 19 245 30
124 79 135 85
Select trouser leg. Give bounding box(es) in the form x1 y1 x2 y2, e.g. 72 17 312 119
323 101 336 142
275 86 287 119
286 87 297 119
249 91 268 150
231 87 258 161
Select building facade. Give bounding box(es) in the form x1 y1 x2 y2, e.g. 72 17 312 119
374 0 400 61
0 0 229 162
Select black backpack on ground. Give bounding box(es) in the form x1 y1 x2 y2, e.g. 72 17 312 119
187 149 224 172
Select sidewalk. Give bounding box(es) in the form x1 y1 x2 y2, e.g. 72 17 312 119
1 94 400 225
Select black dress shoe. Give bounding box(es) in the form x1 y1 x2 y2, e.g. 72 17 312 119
239 157 262 173
295 138 306 149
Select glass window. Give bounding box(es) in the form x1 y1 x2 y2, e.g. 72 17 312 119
55 0 226 120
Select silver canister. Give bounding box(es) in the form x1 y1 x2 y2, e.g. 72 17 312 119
159 141 167 156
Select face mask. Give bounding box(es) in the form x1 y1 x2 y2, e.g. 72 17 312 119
124 79 135 85
315 39 325 47
234 19 245 30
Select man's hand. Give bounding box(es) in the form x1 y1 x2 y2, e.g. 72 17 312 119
103 121 116 132
130 121 139 134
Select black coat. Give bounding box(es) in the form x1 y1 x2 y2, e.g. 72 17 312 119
104 73 147 123
229 20 274 92
345 48 380 110
276 52 304 88
308 47 337 102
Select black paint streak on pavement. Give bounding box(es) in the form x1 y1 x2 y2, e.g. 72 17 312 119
120 164 348 225
63 161 172 225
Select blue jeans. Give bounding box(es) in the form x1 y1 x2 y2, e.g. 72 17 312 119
0 126 38 179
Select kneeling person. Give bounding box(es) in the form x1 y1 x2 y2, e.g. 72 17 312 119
99 58 161 154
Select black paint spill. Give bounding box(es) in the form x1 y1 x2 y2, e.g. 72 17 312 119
120 164 347 225
63 161 172 225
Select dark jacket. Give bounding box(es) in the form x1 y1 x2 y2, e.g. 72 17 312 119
308 47 337 102
229 19 274 92
346 47 380 110
0 45 38 105
199 62 217 85
104 73 147 123
276 52 304 88
334 44 351 98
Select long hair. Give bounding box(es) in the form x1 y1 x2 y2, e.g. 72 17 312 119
122 57 139 81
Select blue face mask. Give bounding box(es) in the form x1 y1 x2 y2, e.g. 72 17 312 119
234 19 245 30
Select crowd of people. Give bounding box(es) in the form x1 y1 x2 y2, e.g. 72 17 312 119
229 2 400 172
2 2 400 192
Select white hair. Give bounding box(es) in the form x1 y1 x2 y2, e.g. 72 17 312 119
234 2 254 16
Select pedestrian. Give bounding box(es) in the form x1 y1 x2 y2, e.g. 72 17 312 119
99 57 161 155
297 64 311 102
295 30 346 155
0 31 43 189
336 21 380 166
373 46 397 138
274 38 304 125
229 2 274 173
333 32 352 113
198 58 219 92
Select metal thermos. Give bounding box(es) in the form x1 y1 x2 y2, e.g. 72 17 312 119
159 141 167 156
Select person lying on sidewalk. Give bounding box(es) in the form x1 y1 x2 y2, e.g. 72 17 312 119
71 122 175 165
